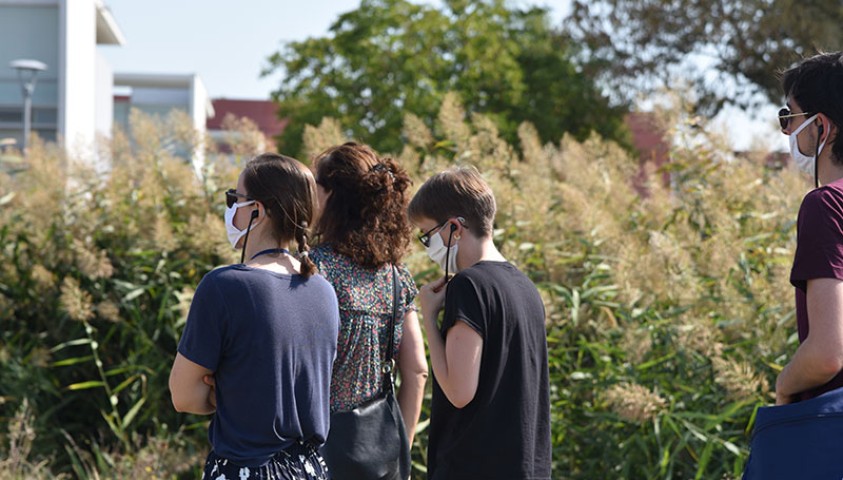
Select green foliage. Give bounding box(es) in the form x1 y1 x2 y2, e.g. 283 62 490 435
390 96 797 478
0 110 244 478
567 0 843 115
265 0 629 158
0 99 806 478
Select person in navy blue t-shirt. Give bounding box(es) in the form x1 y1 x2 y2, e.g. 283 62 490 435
169 153 340 480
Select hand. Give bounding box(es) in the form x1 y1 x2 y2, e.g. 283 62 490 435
203 375 217 409
775 390 793 406
419 277 448 324
774 371 795 406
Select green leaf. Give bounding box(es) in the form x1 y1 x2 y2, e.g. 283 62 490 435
694 441 715 479
67 381 106 391
52 355 94 367
723 441 741 456
123 288 146 302
50 338 94 352
121 397 146 430
112 375 140 395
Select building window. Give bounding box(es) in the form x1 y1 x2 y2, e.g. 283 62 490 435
0 106 59 141
0 108 23 123
33 108 57 124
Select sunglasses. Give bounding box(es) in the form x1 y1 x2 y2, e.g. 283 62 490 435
778 108 813 130
418 220 449 248
225 189 254 208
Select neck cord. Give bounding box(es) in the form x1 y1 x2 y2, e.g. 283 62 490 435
815 137 821 189
239 214 257 264
249 248 290 261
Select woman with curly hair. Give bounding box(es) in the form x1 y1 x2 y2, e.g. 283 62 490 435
310 142 428 475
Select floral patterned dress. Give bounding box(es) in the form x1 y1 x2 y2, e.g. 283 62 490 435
310 244 418 413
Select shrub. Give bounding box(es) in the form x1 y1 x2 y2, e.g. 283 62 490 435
0 99 804 479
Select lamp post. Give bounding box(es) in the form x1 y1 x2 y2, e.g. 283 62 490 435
9 59 47 154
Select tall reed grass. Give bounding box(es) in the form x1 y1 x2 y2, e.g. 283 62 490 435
0 99 805 478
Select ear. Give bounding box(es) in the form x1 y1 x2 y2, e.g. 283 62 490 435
253 201 266 220
817 114 832 142
447 217 465 244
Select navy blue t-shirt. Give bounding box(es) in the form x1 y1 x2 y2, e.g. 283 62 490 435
177 265 339 466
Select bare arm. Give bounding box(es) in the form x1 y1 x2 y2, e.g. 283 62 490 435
776 278 843 404
419 278 483 409
396 310 428 447
169 353 216 414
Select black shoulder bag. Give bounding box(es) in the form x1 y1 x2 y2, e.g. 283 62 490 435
321 265 411 480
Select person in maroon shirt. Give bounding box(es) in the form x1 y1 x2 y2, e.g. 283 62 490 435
776 52 843 405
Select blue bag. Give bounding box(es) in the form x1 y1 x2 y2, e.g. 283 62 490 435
743 386 843 479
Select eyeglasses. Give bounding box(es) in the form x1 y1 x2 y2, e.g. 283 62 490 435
778 108 813 130
418 220 449 248
225 189 254 208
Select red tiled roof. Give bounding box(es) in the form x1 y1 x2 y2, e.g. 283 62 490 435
625 112 671 195
625 111 670 166
207 99 288 138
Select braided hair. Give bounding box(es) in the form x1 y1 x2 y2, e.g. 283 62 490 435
243 153 318 277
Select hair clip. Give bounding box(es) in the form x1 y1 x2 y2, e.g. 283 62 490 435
370 163 395 183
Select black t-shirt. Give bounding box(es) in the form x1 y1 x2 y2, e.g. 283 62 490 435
428 261 551 480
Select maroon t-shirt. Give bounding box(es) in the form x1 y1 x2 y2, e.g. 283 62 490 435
790 178 843 401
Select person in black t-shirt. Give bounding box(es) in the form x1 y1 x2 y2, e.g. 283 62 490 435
408 166 551 480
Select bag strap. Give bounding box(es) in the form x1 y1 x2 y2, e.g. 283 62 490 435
382 264 400 395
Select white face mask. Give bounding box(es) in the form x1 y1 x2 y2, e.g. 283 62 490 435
224 200 256 250
790 114 826 177
425 228 459 276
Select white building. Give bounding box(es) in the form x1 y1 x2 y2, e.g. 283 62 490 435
0 0 213 165
0 0 123 150
113 72 214 169
113 72 213 139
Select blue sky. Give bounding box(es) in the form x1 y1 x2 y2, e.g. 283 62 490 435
99 0 782 151
100 0 572 99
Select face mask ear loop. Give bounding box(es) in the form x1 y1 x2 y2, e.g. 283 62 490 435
444 226 454 284
815 123 823 189
240 212 257 264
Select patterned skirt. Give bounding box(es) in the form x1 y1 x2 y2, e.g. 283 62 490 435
202 442 329 480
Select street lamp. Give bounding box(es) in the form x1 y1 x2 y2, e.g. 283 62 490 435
9 59 47 154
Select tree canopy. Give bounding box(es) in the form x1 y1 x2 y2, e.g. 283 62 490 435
265 0 629 157
567 0 843 116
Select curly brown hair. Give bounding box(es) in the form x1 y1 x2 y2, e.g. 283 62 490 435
313 142 412 268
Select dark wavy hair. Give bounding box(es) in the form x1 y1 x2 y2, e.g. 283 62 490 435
242 153 318 277
313 142 412 268
782 51 843 164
